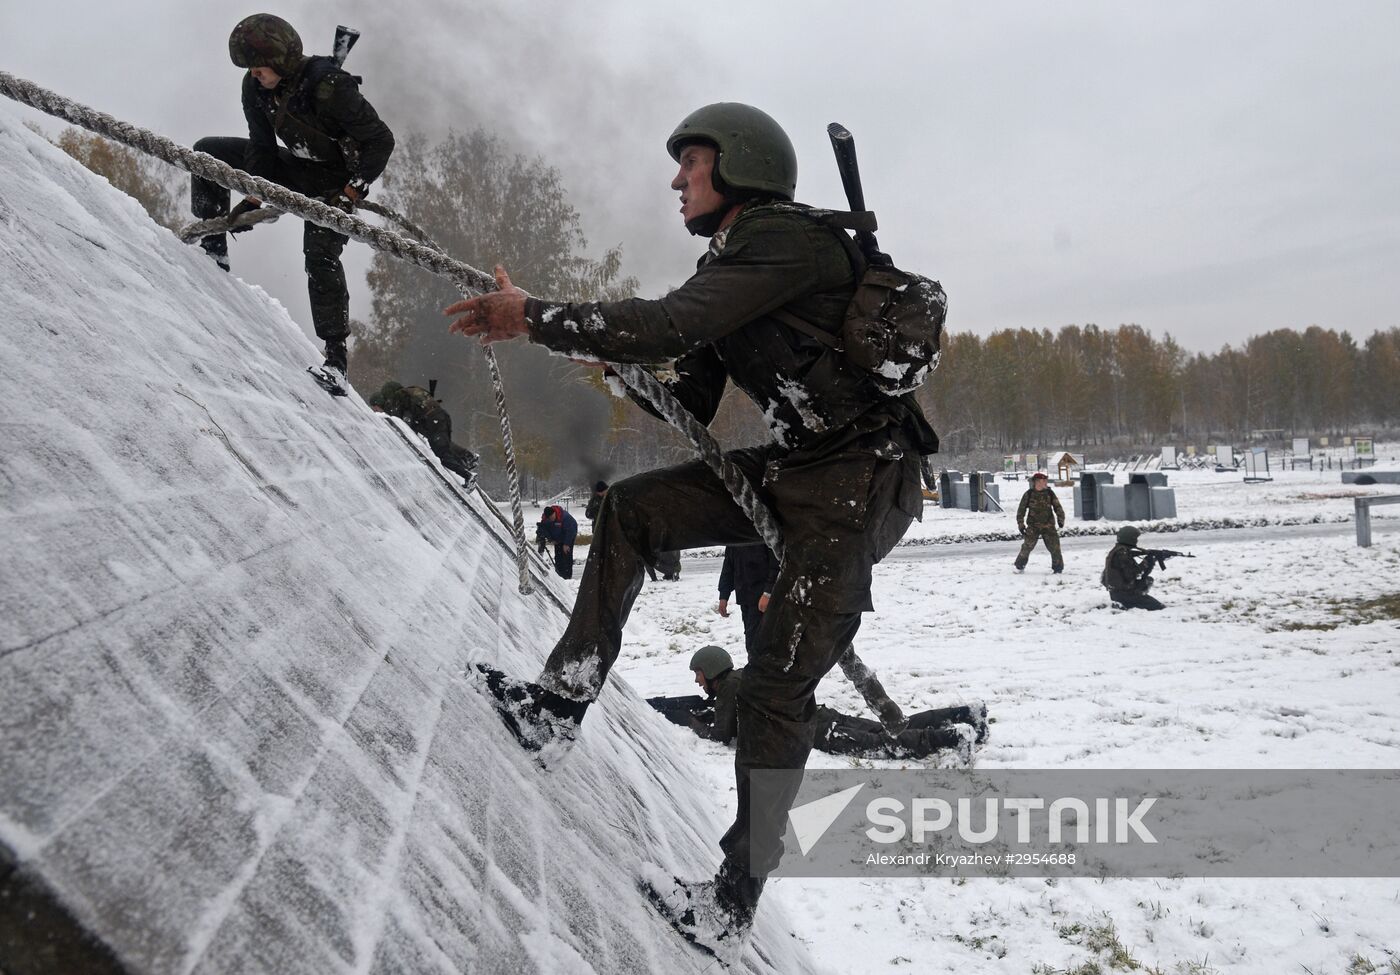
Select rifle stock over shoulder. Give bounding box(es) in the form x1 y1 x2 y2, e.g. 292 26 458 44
646 695 712 729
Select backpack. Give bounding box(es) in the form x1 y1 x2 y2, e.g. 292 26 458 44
771 208 947 397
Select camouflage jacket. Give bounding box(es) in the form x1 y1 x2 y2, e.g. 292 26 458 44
703 668 741 745
394 386 442 426
1017 487 1065 529
1101 544 1145 590
242 56 394 187
523 202 938 458
382 386 449 440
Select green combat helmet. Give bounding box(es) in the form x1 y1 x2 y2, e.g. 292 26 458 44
228 13 305 76
369 380 404 411
1116 526 1142 546
667 102 798 202
689 645 733 681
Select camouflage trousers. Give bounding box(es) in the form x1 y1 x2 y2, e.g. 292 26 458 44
191 137 351 343
1015 524 1063 570
538 437 921 909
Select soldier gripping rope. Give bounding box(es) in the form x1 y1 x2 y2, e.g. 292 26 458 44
1014 471 1065 573
191 14 395 375
444 103 944 960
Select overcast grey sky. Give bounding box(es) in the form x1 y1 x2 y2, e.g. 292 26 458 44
3 0 1397 352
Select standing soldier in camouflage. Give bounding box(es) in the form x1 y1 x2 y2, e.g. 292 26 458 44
1015 471 1065 573
192 13 395 375
443 103 940 960
369 381 478 486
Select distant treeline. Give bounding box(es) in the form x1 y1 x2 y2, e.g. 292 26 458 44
916 324 1400 454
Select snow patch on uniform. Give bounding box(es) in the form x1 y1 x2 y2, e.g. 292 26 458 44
760 399 793 448
539 654 604 701
776 378 827 434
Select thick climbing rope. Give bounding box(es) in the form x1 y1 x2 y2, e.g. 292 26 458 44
355 199 534 597
0 70 907 733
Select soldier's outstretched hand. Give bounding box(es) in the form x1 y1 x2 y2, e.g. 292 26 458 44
445 265 529 344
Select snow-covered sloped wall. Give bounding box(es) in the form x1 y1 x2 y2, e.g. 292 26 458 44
0 113 815 974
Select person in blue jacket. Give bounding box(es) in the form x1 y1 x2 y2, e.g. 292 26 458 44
536 505 578 579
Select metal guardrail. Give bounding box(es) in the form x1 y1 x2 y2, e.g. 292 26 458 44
1354 495 1400 547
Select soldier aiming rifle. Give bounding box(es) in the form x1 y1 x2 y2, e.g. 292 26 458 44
1102 525 1193 610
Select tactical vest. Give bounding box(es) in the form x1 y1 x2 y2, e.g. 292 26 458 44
256 57 357 170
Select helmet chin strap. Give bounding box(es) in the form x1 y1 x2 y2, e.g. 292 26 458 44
685 208 729 237
686 150 742 237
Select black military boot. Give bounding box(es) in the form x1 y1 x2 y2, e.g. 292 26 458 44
917 723 976 765
323 339 348 375
640 860 757 966
468 664 589 768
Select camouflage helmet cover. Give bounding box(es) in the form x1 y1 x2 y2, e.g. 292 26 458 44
369 380 404 410
1116 525 1142 545
689 645 733 681
666 102 797 201
229 14 304 75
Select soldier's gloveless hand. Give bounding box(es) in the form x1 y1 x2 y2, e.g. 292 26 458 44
444 265 530 344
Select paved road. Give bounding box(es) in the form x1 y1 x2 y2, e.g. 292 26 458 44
883 519 1363 563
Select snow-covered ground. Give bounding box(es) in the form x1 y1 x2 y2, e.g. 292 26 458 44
564 509 1400 973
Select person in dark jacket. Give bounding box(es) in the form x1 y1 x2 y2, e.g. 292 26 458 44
446 102 941 955
1015 471 1066 573
584 481 608 522
369 381 478 485
536 505 578 579
192 14 395 374
717 544 780 655
668 646 984 761
1102 525 1165 610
